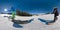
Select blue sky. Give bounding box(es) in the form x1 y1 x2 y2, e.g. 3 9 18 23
0 0 60 14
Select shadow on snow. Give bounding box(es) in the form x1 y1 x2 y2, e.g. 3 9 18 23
38 18 54 25
13 23 23 28
13 18 34 28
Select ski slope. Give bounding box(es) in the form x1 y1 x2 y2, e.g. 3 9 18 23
0 14 60 30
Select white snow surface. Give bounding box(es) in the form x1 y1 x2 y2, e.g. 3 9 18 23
0 14 60 30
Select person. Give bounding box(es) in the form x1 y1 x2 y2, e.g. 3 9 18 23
11 8 16 22
48 7 59 25
53 7 59 22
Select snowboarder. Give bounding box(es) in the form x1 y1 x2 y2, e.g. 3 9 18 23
53 7 59 22
11 7 16 22
48 7 59 25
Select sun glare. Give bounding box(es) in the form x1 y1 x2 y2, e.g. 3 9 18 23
4 9 8 11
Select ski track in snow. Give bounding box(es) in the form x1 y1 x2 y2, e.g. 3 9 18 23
0 14 60 30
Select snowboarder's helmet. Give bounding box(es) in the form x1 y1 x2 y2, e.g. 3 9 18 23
54 7 58 10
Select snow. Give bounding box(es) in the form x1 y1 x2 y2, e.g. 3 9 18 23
0 14 60 30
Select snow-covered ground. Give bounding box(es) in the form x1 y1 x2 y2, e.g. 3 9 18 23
0 14 60 30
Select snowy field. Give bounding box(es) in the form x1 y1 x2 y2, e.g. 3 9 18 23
0 14 60 30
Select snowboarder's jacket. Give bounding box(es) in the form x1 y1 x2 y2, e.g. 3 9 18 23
12 11 15 18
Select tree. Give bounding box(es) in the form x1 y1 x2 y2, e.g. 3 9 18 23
16 9 32 16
